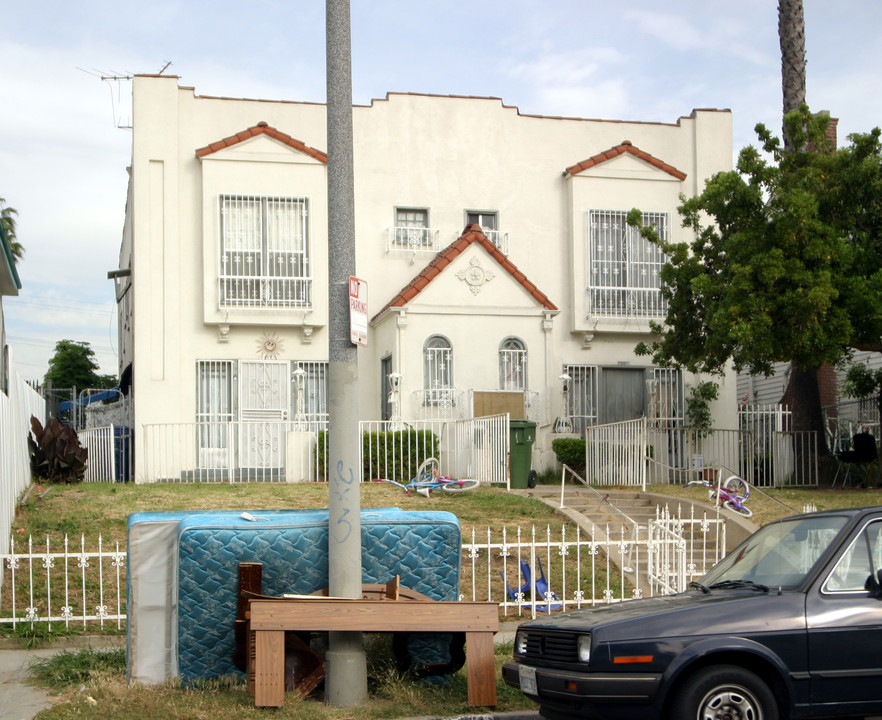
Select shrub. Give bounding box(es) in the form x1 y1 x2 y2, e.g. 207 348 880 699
28 416 88 484
315 428 439 482
552 437 585 475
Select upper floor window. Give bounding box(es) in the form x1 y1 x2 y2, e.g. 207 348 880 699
499 337 527 391
466 211 507 252
219 195 310 309
588 209 668 318
393 208 432 249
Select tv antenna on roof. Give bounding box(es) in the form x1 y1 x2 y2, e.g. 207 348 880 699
77 66 135 130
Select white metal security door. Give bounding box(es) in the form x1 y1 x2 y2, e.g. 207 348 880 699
238 361 290 471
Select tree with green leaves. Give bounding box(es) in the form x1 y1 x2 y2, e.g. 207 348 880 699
0 197 23 262
632 106 882 451
44 340 117 391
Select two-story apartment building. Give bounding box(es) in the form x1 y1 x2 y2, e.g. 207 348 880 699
114 74 736 483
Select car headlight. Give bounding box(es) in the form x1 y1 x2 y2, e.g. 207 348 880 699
514 630 528 656
577 634 592 663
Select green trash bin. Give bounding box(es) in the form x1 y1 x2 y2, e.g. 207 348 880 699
509 419 537 489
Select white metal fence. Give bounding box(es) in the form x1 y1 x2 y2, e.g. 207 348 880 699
79 425 132 483
0 348 45 557
0 535 125 629
586 409 818 488
0 508 723 629
141 415 511 485
585 417 647 489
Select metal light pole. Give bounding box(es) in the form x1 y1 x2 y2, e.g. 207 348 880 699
325 0 367 706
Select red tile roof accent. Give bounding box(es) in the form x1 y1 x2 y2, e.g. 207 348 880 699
565 140 686 180
195 122 328 163
372 225 558 321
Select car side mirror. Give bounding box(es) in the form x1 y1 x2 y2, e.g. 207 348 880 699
865 569 882 596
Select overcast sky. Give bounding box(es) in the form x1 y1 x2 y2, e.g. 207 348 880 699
2 0 881 382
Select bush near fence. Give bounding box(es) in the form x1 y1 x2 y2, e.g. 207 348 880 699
315 429 440 482
552 438 585 475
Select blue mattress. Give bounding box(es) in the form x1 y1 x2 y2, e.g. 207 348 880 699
127 508 461 682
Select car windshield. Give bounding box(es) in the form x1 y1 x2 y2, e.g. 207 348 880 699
699 515 849 589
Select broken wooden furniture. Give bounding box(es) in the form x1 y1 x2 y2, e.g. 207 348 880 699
246 594 500 708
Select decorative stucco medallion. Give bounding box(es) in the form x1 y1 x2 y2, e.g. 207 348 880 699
457 256 494 295
256 331 284 359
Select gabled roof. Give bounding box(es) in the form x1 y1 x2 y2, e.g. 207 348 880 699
564 140 686 180
372 224 558 321
195 121 328 163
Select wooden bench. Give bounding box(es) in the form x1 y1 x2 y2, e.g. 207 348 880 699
246 596 500 707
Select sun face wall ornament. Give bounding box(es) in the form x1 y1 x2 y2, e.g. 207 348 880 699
256 331 284 359
457 256 494 295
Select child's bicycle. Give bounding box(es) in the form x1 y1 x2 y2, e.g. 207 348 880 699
372 457 480 497
683 474 752 518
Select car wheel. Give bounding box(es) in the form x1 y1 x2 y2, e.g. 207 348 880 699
668 664 778 720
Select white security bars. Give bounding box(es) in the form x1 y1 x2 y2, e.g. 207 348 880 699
218 195 311 309
561 364 599 435
587 209 669 319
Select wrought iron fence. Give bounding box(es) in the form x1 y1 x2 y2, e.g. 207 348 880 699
0 509 723 629
0 534 125 630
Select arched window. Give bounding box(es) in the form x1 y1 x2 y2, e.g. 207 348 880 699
499 337 527 391
424 335 453 403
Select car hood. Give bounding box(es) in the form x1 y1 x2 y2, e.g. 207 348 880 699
520 589 806 643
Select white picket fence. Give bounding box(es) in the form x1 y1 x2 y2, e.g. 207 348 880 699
0 508 725 629
0 348 45 557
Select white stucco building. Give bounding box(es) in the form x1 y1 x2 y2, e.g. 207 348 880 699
113 74 737 483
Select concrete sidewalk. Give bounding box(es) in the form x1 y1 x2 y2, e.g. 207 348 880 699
0 636 124 720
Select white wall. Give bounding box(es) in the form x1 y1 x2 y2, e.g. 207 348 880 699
124 77 735 479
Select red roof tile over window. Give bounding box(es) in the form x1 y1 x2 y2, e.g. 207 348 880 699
372 225 558 322
565 140 686 180
195 121 328 163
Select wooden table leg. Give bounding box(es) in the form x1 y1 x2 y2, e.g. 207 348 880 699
465 631 497 707
253 630 285 707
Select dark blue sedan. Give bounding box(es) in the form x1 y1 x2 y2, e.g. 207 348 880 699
503 506 882 720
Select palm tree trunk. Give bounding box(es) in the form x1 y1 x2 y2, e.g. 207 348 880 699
779 0 807 148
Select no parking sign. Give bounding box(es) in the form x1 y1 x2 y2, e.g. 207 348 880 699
349 276 368 346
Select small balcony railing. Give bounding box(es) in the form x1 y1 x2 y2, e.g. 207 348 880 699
386 227 510 255
218 276 312 309
387 227 442 254
587 286 667 319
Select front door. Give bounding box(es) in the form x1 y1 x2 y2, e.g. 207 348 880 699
601 367 645 423
238 361 290 471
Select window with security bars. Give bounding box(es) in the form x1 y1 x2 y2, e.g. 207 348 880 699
588 209 668 318
563 364 599 435
196 361 235 461
466 211 501 247
424 335 453 405
393 208 431 248
648 367 683 427
219 195 310 308
291 361 329 428
499 337 527 391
